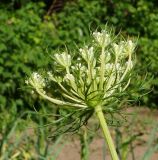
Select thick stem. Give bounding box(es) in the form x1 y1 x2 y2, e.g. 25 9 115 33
95 105 119 160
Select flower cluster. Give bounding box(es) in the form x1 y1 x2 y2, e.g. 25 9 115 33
26 29 136 109
93 30 111 48
26 72 46 94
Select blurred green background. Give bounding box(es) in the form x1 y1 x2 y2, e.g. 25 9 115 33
0 0 158 159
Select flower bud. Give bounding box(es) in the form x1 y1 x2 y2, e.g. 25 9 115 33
93 30 111 48
54 52 71 69
79 46 94 64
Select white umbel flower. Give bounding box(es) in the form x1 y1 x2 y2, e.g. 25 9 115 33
26 27 137 160
27 28 136 109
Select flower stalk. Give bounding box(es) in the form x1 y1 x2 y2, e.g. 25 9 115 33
95 105 119 160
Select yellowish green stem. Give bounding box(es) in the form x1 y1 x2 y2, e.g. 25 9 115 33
95 105 119 160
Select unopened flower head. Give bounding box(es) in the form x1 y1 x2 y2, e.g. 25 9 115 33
54 52 71 72
93 30 111 48
79 46 94 63
26 27 138 160
26 72 46 94
26 28 136 109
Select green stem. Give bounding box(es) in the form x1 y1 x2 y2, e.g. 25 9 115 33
80 128 89 160
95 105 119 160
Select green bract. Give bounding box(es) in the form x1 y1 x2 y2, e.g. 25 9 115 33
27 29 136 109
